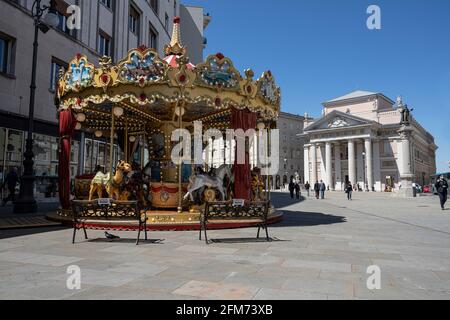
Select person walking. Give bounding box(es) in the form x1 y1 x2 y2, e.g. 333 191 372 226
288 177 295 199
305 181 310 197
345 181 353 200
319 180 326 199
435 175 448 210
314 181 320 199
2 168 19 206
295 181 301 199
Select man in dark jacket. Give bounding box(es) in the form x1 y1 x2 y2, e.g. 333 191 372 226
288 177 295 199
2 168 19 206
319 180 326 199
304 182 310 197
435 176 448 210
314 181 320 199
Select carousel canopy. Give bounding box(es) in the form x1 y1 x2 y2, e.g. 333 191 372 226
55 17 281 132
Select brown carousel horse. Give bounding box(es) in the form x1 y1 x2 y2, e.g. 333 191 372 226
124 162 149 206
88 160 132 201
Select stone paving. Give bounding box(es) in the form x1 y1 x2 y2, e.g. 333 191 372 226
0 191 449 300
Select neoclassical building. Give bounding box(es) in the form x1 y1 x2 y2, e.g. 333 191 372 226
301 91 437 192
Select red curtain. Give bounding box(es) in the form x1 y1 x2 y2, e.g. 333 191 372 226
232 108 257 200
58 108 77 209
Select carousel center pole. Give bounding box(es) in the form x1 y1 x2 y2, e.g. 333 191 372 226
177 104 184 214
109 108 115 178
125 118 129 163
267 124 272 202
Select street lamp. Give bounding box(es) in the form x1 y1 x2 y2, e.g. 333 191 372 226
14 0 59 214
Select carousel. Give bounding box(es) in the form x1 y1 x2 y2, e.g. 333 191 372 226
50 17 283 230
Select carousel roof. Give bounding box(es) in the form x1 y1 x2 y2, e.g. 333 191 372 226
55 17 281 131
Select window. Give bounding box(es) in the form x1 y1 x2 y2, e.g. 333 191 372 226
50 58 67 91
100 0 112 9
149 0 158 14
129 5 140 36
55 4 77 38
0 33 14 75
98 31 111 56
165 12 169 31
149 24 158 50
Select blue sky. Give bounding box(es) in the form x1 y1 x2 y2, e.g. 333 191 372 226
185 0 450 173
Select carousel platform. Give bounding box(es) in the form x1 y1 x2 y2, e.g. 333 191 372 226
46 208 283 231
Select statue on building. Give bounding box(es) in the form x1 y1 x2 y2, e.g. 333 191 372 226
400 105 414 126
398 96 413 126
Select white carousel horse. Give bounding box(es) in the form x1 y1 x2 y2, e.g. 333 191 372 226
184 164 233 202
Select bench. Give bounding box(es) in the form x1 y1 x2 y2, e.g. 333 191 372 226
200 200 271 244
71 200 148 245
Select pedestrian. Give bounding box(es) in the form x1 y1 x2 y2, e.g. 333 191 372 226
319 180 326 199
2 168 19 206
305 181 310 197
435 175 448 210
345 181 353 200
288 177 295 199
314 181 320 199
295 182 300 199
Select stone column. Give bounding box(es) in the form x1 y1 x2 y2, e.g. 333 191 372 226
356 141 364 188
365 138 374 191
325 142 333 190
397 125 414 197
348 139 356 186
334 143 342 191
304 145 310 184
310 144 317 183
372 140 382 191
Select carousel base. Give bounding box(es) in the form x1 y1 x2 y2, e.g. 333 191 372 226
47 207 283 231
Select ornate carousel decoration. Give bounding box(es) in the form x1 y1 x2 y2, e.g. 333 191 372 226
55 17 281 226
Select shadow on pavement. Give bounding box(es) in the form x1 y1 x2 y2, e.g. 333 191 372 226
209 237 289 244
272 210 346 228
0 226 68 240
86 238 165 245
269 192 346 228
270 192 305 209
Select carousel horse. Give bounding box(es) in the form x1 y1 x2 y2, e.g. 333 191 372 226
89 160 132 201
126 162 149 206
184 164 233 202
251 167 265 201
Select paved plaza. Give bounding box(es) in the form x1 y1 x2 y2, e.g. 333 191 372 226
0 192 449 300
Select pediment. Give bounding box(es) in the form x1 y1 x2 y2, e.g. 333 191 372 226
304 111 375 131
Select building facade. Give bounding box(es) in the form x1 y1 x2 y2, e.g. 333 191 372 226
0 0 209 197
301 91 437 192
273 112 306 189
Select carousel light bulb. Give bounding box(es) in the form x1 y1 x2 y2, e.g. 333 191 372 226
175 106 185 117
257 122 266 130
95 130 103 138
113 106 124 117
75 122 82 130
129 136 136 143
76 113 86 123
